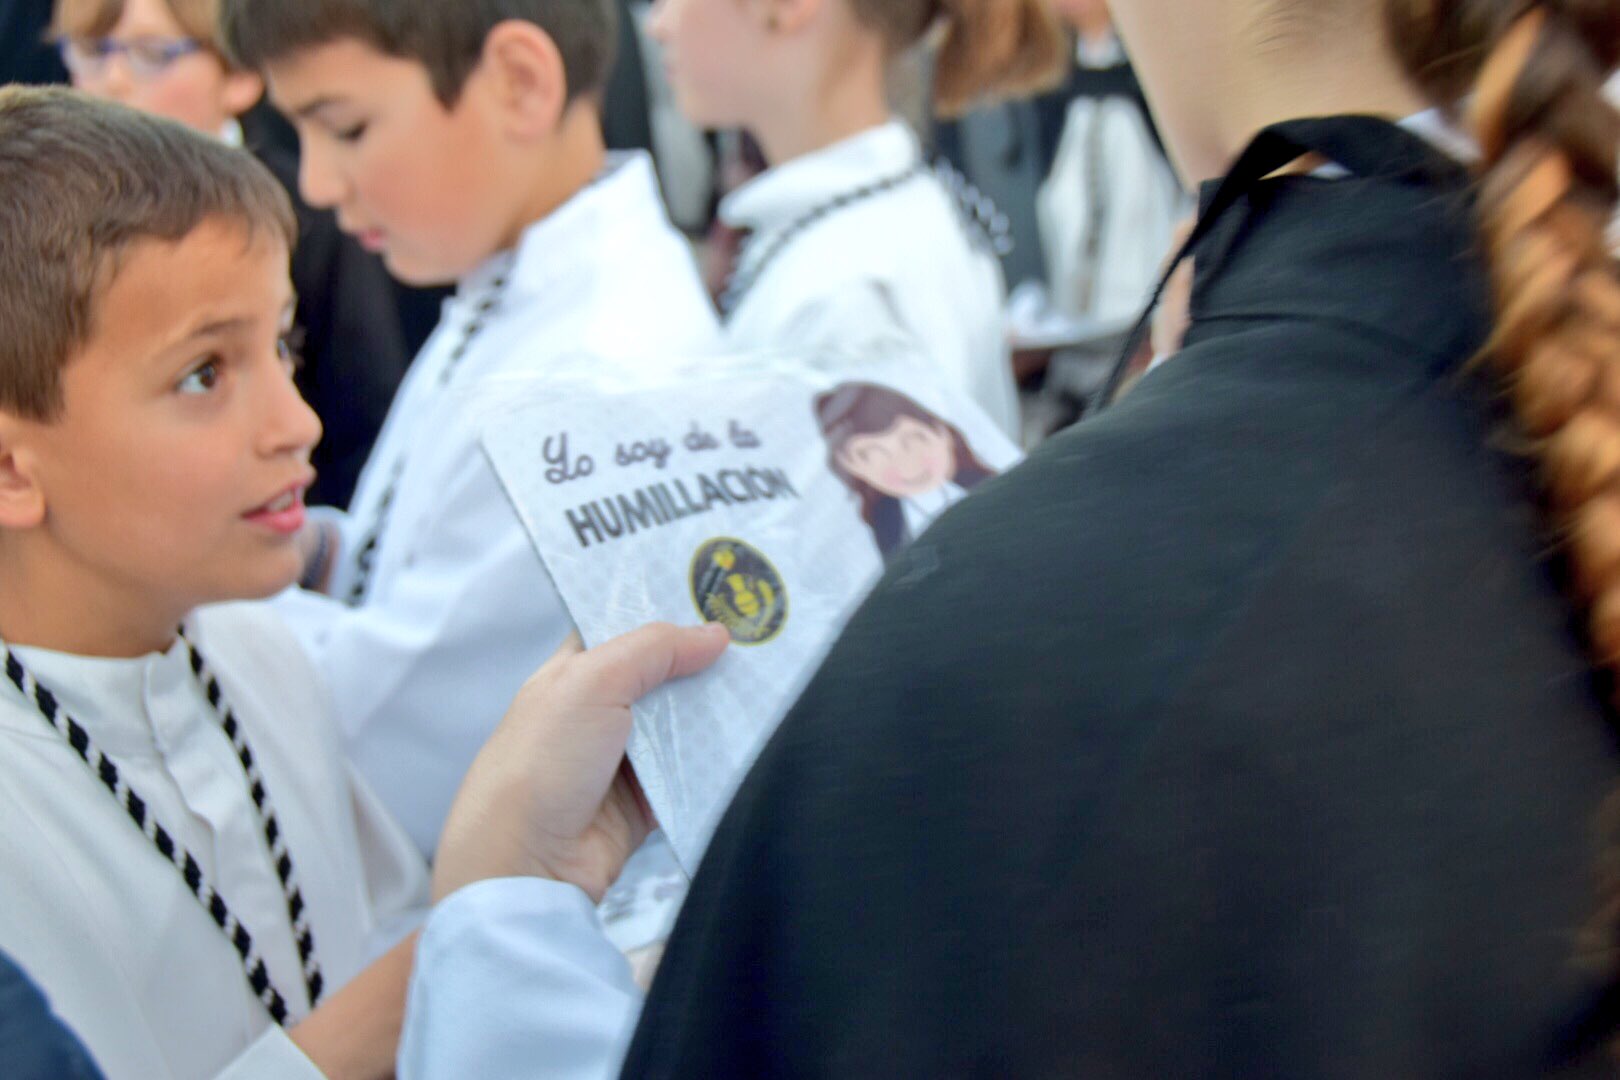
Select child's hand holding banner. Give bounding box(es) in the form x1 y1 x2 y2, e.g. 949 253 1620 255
480 354 1020 871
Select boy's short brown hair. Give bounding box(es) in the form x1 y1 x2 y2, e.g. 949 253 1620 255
0 86 295 421
220 0 619 106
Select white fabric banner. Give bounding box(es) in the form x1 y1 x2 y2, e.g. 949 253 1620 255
480 354 1021 870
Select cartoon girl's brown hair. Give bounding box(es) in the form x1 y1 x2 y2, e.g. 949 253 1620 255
815 382 994 557
1379 0 1620 966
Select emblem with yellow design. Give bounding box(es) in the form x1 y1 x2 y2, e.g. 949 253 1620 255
689 538 788 645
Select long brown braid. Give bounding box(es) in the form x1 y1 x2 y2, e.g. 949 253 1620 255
1385 0 1620 968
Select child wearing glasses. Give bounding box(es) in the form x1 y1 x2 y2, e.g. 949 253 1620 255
52 0 411 513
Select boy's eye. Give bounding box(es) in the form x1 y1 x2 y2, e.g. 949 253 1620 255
278 326 307 371
335 122 368 144
177 357 222 395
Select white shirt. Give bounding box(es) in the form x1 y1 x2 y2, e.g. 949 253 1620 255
273 152 721 857
900 479 968 540
1037 41 1189 325
401 879 641 1080
0 603 428 1080
720 120 1020 440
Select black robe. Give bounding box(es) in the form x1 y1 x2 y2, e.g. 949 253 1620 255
624 117 1620 1076
0 0 65 87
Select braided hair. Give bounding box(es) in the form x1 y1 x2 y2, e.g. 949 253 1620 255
1383 0 1620 969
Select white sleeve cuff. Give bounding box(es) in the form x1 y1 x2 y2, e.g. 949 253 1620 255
212 1025 326 1080
400 878 643 1080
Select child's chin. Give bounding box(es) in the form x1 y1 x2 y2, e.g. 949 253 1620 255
384 250 460 289
232 562 303 601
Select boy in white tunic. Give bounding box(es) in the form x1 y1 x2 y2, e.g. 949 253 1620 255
0 86 730 1080
650 0 1067 440
218 0 721 861
0 87 432 1080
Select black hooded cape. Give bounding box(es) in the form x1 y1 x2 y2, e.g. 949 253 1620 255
624 117 1620 1077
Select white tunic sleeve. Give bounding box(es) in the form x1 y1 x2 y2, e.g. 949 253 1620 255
399 879 642 1080
348 764 433 955
775 278 924 371
773 279 1020 439
272 442 570 857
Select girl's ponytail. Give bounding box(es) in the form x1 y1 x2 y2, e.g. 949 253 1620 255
932 0 1068 116
851 0 1067 117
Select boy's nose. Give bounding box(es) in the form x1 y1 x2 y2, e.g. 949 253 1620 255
82 57 134 101
261 364 324 458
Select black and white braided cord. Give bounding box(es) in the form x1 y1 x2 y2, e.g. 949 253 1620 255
4 641 320 1027
718 158 1014 318
346 268 511 606
930 159 1014 258
184 636 323 1009
719 163 927 318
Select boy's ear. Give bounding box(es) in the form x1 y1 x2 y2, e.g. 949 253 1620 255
475 20 569 138
0 422 47 531
221 68 266 121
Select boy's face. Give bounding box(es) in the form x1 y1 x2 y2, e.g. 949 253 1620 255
63 0 263 135
12 218 321 625
264 39 524 285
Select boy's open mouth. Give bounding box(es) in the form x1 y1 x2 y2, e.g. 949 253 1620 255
243 481 313 535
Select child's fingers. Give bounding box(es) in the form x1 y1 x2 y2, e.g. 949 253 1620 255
566 621 730 706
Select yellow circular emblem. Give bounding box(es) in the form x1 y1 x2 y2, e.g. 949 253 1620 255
689 537 788 645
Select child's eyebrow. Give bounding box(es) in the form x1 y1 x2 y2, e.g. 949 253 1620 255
291 96 347 120
173 300 295 345
180 317 253 340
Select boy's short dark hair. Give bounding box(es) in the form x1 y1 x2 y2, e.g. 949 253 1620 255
0 87 295 421
220 0 619 107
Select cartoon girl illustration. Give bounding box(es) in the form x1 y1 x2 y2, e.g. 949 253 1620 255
815 382 997 562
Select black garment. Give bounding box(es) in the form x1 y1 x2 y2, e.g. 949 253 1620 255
0 0 65 86
601 0 653 156
626 117 1620 1076
933 45 1169 287
1031 55 1165 170
0 949 102 1079
242 112 411 509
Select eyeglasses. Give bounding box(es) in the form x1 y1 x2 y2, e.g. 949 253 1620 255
55 36 207 81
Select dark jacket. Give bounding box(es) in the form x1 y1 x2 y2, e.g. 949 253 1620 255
0 0 65 87
0 948 102 1079
625 117 1620 1077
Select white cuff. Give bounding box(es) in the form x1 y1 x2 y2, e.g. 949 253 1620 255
213 1025 326 1080
400 878 643 1080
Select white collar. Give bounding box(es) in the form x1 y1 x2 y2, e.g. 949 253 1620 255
719 119 921 232
1311 109 1478 178
1075 32 1125 69
0 626 199 760
457 151 667 300
219 119 245 148
903 480 966 524
1399 107 1479 165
